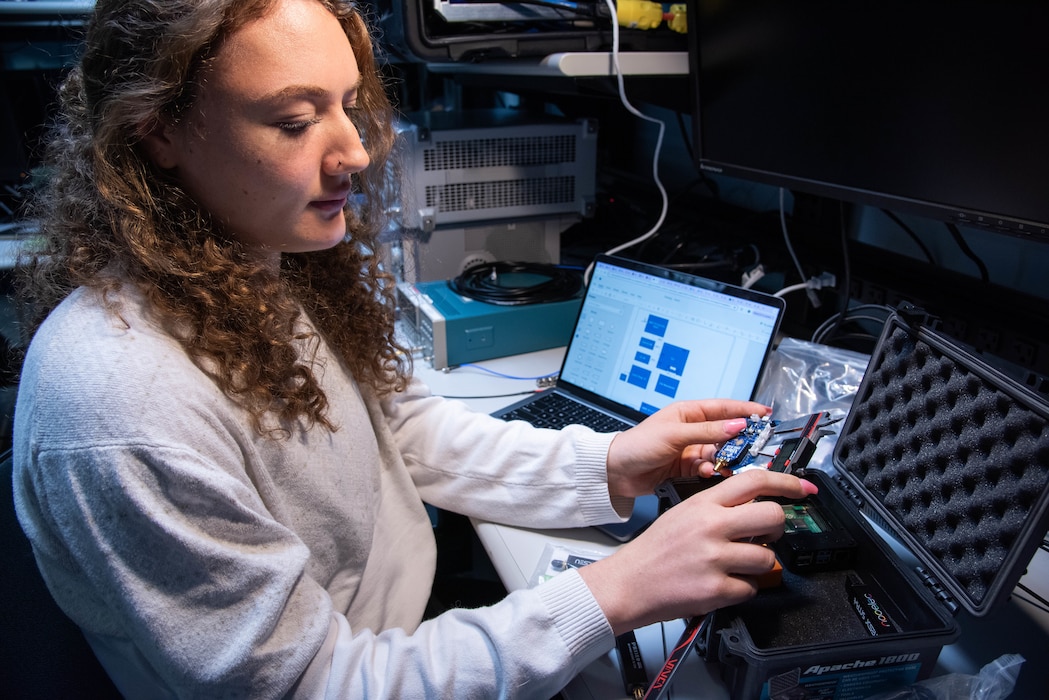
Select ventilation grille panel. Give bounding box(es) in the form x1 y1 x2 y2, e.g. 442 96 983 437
423 136 577 171
395 114 597 229
426 177 576 213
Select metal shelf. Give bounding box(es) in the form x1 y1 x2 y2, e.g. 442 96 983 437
427 51 688 78
0 1 94 16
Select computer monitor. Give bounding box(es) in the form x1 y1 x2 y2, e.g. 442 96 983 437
686 0 1049 242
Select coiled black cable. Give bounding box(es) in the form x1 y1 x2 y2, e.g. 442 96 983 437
449 261 584 306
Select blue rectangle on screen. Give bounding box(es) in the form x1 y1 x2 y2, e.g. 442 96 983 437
655 374 681 398
657 344 689 376
644 315 669 337
627 365 651 389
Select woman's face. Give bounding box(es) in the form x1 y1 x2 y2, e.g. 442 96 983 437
146 0 370 262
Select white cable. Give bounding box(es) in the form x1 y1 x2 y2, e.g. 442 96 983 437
740 263 765 289
779 187 822 307
775 270 837 299
773 281 811 298
779 187 805 283
584 0 669 284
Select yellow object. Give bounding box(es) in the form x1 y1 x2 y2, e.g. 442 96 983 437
666 3 688 33
617 0 664 30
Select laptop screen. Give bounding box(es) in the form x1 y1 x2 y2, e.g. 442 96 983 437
559 255 785 416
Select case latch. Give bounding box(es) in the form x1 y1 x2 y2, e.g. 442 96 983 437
894 301 940 330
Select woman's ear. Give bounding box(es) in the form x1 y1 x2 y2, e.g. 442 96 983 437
140 119 180 170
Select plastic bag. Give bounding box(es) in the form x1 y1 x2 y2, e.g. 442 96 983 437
755 336 870 421
529 543 608 586
863 654 1025 700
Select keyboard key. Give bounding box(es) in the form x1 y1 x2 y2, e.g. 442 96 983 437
500 394 631 432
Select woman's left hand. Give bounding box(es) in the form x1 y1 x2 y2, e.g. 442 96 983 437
604 399 771 497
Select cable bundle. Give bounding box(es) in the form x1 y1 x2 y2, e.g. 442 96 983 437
449 261 583 306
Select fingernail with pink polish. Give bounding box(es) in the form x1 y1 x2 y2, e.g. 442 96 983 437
724 418 748 433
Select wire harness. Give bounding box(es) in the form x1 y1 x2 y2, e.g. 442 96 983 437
449 261 584 306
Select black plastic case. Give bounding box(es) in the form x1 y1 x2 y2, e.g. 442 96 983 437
656 307 1049 700
373 0 686 63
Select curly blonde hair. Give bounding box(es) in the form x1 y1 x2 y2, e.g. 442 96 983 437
18 0 411 436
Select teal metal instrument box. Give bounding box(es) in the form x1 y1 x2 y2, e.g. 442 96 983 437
396 279 583 369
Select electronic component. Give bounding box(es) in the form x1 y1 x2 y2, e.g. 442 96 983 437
767 437 801 474
714 414 777 474
782 501 832 536
642 615 709 700
616 631 649 700
396 279 582 369
755 552 784 590
394 110 596 232
768 411 838 476
773 499 858 573
716 411 840 476
845 573 904 637
549 554 597 572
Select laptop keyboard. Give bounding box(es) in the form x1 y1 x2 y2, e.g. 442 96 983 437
499 392 632 432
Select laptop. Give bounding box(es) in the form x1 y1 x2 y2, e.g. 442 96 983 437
492 254 786 539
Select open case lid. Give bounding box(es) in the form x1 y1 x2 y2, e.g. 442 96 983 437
832 305 1049 617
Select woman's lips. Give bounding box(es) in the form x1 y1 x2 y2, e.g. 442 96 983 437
309 194 348 216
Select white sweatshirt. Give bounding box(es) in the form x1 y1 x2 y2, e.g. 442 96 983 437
13 284 627 699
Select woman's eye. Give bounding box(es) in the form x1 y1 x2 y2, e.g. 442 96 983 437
276 117 320 134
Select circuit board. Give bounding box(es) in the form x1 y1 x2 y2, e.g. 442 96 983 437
714 414 777 474
714 411 841 475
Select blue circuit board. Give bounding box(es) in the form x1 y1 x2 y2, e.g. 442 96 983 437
715 414 778 473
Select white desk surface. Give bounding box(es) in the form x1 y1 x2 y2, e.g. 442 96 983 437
412 346 1049 700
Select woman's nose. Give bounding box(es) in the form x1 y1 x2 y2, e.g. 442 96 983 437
326 116 370 175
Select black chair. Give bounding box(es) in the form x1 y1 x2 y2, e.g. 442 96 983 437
1 449 123 698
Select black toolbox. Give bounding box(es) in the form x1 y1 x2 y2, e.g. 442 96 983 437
656 306 1049 700
372 0 687 63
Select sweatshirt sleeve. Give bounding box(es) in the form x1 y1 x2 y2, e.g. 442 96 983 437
379 378 632 528
293 569 615 699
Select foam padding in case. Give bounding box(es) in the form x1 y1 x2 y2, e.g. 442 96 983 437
834 312 1049 615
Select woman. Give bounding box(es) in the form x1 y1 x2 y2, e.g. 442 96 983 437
12 0 816 697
